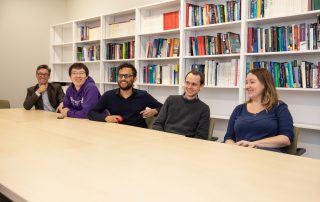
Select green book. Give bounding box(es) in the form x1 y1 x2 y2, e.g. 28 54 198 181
313 0 320 10
274 62 280 87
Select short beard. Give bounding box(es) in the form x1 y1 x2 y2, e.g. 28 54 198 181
118 81 133 91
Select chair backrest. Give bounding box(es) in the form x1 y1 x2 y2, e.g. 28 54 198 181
0 100 10 109
287 127 299 155
145 116 156 129
207 118 217 141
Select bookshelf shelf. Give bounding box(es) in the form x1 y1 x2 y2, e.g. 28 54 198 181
246 50 320 56
138 28 180 36
184 54 241 59
185 21 241 31
204 86 239 89
294 123 320 131
77 60 100 63
75 39 100 44
102 82 118 85
276 87 320 92
138 0 179 10
138 57 179 61
247 10 320 25
103 59 135 63
138 83 179 87
104 35 135 41
52 80 71 83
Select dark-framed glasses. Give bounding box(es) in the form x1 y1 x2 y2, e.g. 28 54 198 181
118 74 134 79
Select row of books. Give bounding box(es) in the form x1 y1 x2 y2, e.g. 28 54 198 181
108 66 119 82
186 59 239 87
145 38 180 58
248 20 320 53
77 45 100 61
141 64 179 85
189 32 240 56
108 19 135 38
246 60 320 88
249 0 318 19
106 41 135 60
79 26 101 41
186 1 241 27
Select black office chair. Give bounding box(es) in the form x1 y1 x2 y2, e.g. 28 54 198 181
0 192 12 202
287 127 306 156
0 100 10 109
208 118 218 141
145 116 156 129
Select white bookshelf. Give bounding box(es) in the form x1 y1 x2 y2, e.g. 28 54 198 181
244 0 320 130
101 9 136 93
181 0 243 117
50 0 320 131
135 0 181 103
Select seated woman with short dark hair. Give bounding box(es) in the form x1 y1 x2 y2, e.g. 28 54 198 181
224 68 294 153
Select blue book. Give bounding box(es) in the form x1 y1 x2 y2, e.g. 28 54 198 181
217 4 221 23
253 27 258 53
287 62 294 88
284 63 290 88
270 62 275 85
194 38 199 56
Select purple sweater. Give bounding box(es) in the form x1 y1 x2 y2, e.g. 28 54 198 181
63 76 101 118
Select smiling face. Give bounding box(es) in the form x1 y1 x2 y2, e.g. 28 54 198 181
117 67 136 91
70 68 88 90
36 68 50 85
246 73 265 101
184 73 202 100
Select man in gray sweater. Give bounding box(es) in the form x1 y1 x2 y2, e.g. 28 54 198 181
152 70 210 139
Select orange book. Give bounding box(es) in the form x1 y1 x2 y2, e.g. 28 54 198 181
163 11 179 30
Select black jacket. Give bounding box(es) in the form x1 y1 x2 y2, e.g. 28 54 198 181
23 83 65 110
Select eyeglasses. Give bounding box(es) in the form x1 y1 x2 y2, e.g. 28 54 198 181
118 74 134 79
37 73 50 77
71 71 86 76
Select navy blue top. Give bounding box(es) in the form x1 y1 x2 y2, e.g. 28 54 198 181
224 102 294 153
88 88 162 128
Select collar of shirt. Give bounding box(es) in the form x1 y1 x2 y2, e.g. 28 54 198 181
182 93 199 102
115 88 137 99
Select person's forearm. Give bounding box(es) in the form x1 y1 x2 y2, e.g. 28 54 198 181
253 135 290 148
23 93 40 110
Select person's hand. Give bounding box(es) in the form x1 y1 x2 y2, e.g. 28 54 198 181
140 107 158 118
60 107 70 117
236 140 257 148
37 84 48 94
56 102 64 113
105 115 122 123
225 139 235 144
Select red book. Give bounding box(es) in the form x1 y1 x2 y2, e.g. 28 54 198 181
163 11 179 30
197 36 204 55
248 27 253 53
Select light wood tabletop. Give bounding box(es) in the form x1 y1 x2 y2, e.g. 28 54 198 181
0 109 320 202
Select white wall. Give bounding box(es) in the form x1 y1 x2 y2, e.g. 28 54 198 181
0 0 66 107
65 0 165 20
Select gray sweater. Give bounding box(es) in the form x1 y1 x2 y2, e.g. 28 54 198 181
152 95 210 139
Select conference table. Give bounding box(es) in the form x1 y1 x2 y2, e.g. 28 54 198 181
0 109 320 202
